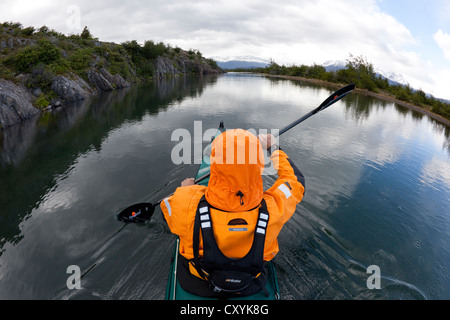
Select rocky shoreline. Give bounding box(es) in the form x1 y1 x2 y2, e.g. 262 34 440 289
0 60 221 129
0 78 40 128
0 68 131 129
0 22 223 129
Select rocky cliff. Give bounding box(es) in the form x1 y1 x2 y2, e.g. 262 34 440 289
0 22 223 128
0 66 134 128
0 79 40 127
154 55 222 78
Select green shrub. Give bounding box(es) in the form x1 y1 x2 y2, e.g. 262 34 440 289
38 26 49 34
21 26 35 36
142 41 168 59
0 61 14 80
6 39 61 72
35 94 49 109
1 21 22 29
69 48 93 70
207 58 218 69
137 59 155 78
80 26 93 40
288 65 308 77
27 64 56 90
48 59 70 74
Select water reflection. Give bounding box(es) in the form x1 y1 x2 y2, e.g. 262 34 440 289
0 73 449 299
0 75 219 250
258 74 450 299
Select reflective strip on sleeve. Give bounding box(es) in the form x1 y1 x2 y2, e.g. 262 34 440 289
164 198 172 216
277 183 292 199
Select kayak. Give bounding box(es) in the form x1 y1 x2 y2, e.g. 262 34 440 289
164 121 280 300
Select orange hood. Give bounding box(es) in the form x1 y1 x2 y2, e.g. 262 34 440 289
205 129 265 212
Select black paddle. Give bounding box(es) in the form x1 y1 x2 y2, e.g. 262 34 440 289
276 83 355 136
116 174 208 223
116 83 355 223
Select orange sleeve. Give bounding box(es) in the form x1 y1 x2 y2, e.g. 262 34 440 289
265 149 305 225
160 185 207 239
261 149 305 260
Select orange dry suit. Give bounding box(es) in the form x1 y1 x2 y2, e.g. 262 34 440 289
161 129 305 297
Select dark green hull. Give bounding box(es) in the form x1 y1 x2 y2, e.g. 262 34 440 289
164 122 280 300
165 238 280 300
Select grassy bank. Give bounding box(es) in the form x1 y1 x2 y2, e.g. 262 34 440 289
233 55 450 125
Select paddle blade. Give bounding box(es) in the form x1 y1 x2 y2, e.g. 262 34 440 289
317 83 355 111
116 203 155 223
277 84 356 137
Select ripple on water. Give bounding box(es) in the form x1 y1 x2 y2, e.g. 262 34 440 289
383 279 428 300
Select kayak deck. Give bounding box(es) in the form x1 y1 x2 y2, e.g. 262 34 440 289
164 121 280 300
165 238 280 300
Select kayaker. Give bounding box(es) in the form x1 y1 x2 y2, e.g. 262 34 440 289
161 129 305 298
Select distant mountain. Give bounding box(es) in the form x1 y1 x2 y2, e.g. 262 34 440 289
322 60 408 87
211 56 271 70
374 69 408 87
322 60 347 72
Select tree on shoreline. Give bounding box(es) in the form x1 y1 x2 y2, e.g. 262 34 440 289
240 55 450 120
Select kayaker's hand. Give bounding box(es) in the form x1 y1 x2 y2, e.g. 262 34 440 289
181 178 195 187
258 134 277 150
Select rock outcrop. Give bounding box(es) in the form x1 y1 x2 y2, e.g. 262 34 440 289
0 68 132 128
154 56 222 78
0 23 222 128
51 73 94 103
0 79 40 128
87 68 130 92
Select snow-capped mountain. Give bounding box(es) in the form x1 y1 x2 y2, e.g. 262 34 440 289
323 60 347 72
211 56 271 70
211 56 271 64
322 60 408 86
375 69 408 86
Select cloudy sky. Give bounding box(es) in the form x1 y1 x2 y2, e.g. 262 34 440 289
1 0 450 99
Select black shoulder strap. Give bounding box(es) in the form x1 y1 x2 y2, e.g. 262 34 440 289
248 199 269 269
192 195 209 279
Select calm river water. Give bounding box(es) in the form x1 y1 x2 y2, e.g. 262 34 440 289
0 73 449 300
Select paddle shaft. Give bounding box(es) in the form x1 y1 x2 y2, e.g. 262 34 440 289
153 173 207 206
118 149 225 223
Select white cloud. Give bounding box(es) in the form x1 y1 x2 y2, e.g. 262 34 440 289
430 68 450 100
0 0 449 99
0 0 423 64
433 29 450 60
1 0 414 59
